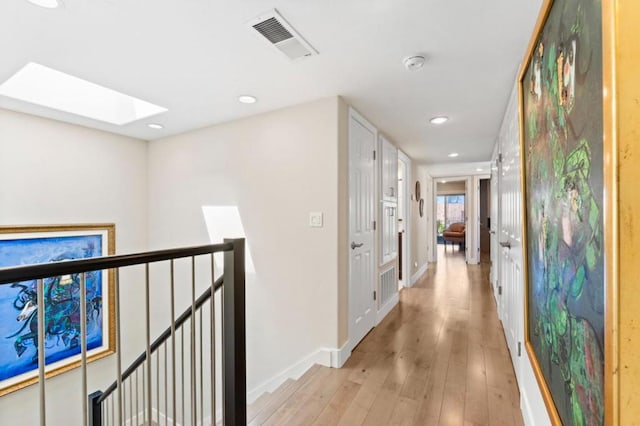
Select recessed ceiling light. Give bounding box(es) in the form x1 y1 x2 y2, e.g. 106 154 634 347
476 168 483 172
448 152 459 158
26 0 61 8
403 55 426 71
0 62 167 125
238 95 257 104
430 116 449 125
441 180 447 183
147 123 164 130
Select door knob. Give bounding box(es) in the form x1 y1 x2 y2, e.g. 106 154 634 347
351 242 364 250
500 241 511 249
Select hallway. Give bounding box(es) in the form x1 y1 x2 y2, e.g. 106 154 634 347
247 249 523 425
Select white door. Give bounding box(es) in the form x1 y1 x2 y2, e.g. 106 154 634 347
348 110 376 348
490 152 500 298
497 86 523 383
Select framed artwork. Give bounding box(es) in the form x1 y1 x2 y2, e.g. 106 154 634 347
419 198 424 217
519 0 606 424
415 181 421 200
0 224 115 396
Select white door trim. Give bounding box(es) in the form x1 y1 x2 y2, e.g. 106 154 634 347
431 174 471 263
398 149 411 288
430 177 438 263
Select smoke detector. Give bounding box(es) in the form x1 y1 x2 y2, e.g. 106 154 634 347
247 9 317 61
403 55 426 71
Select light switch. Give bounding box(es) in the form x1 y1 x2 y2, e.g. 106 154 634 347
309 212 323 228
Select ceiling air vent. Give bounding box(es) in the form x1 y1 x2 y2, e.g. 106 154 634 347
248 9 317 61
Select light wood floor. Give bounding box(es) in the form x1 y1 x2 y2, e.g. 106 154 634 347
248 245 523 425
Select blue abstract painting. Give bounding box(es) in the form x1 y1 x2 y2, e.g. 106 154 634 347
0 231 109 390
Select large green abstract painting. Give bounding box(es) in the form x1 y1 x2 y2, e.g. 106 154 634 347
521 0 604 424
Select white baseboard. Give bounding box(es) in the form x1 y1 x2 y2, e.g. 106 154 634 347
521 385 538 426
327 340 351 368
520 389 536 426
410 262 429 286
519 352 551 426
376 292 399 325
246 348 331 404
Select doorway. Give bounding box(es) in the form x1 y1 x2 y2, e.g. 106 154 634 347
479 178 490 261
435 179 467 258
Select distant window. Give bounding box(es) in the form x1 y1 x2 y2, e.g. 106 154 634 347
436 194 465 235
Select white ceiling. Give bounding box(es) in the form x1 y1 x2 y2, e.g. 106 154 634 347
1 0 542 164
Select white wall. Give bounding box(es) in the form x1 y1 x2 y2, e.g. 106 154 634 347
436 180 466 194
0 109 149 426
147 97 344 396
410 166 430 283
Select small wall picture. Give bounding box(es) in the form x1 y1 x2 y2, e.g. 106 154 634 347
415 181 421 200
0 224 115 396
419 198 425 217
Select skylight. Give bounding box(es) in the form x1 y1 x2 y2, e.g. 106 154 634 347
0 62 167 125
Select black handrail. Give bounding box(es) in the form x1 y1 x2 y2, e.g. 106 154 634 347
0 238 245 425
0 243 233 285
96 275 223 403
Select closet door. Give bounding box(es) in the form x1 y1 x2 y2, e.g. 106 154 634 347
381 202 397 265
380 135 398 202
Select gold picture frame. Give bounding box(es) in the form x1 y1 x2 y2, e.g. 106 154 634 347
0 224 115 396
518 0 614 424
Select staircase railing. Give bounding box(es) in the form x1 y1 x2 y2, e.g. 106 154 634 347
0 238 246 426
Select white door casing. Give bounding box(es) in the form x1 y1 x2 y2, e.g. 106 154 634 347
490 146 500 297
424 174 433 264
348 109 376 349
496 87 524 384
380 135 398 203
380 202 397 265
398 150 411 287
379 135 398 266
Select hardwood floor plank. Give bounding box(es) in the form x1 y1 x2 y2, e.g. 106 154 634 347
487 385 517 426
337 351 397 425
262 367 332 426
312 380 362 426
248 379 294 423
287 370 348 425
398 365 430 401
463 341 488 426
251 245 524 425
361 350 417 425
438 381 466 426
247 389 277 422
248 365 321 426
388 396 419 426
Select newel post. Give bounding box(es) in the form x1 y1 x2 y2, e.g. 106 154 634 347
223 238 246 425
88 391 103 426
